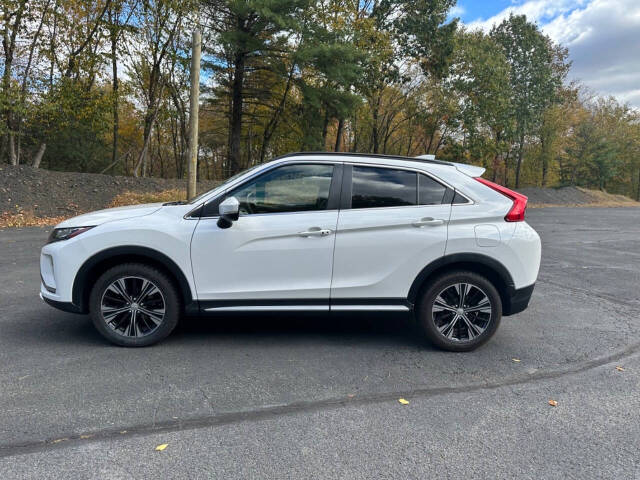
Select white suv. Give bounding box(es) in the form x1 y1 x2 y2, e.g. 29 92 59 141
40 153 540 351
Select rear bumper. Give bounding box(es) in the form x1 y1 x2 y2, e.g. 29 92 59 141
503 283 535 316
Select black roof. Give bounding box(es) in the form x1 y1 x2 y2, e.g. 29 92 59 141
272 151 454 167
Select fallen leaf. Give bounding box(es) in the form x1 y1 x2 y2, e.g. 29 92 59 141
548 400 558 407
512 358 521 363
155 444 168 451
616 366 625 372
398 398 410 405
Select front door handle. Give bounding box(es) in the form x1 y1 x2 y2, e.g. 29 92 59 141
412 217 445 228
298 227 333 237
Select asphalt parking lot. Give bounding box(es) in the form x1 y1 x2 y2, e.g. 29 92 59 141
1 207 639 479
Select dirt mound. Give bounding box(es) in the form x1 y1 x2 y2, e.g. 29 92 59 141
521 186 639 207
0 165 218 218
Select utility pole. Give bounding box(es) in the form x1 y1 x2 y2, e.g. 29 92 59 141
187 29 201 200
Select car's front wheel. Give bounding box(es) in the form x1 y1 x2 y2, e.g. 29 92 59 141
89 263 181 347
416 271 502 352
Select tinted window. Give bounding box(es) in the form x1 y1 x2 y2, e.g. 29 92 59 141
453 192 470 204
215 164 334 215
351 166 417 209
418 174 447 205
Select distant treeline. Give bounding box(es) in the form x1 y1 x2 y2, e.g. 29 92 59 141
2 1 639 198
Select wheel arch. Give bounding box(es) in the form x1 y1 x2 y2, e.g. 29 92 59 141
407 253 515 312
72 246 196 314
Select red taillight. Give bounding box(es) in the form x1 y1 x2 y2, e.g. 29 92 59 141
474 177 528 222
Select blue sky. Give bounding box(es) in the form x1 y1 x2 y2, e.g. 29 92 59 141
451 1 521 23
451 0 640 107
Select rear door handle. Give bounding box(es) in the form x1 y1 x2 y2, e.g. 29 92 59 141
298 227 333 237
412 217 445 228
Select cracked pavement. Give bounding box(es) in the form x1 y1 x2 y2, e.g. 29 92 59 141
0 207 639 478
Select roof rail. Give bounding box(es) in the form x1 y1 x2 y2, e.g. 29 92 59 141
271 151 454 166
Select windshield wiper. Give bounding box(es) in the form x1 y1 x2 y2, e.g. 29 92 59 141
163 200 188 206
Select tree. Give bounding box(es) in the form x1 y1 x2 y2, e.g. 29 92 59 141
202 0 309 175
1 0 28 164
491 14 569 187
127 0 191 177
362 0 458 154
449 30 513 181
106 0 138 170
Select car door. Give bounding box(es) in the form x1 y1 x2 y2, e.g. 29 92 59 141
330 164 452 307
191 162 342 309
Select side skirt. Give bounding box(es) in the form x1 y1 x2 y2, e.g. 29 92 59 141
198 299 413 314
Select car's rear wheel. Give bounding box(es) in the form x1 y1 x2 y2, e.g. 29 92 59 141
89 263 180 347
416 271 502 352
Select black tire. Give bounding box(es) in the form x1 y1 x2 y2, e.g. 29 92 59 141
416 271 502 352
89 263 181 347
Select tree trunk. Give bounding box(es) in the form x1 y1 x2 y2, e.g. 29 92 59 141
134 113 155 177
351 115 358 152
334 118 344 152
405 128 413 156
2 1 27 164
0 135 5 163
503 149 511 187
32 143 46 168
229 52 245 175
259 62 295 163
321 110 329 149
372 95 380 154
541 137 548 187
110 9 119 168
13 0 50 167
515 134 525 188
8 135 17 166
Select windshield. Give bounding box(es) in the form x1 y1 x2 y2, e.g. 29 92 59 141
188 163 264 204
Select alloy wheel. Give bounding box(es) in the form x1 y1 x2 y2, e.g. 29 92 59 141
100 276 166 338
431 282 492 342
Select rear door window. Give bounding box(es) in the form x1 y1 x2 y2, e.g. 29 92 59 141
351 166 417 209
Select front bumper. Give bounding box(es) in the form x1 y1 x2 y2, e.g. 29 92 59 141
40 292 84 314
503 283 535 316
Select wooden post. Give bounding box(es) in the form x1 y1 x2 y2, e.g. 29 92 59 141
187 29 201 200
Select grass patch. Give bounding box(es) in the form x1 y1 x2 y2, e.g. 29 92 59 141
108 189 186 208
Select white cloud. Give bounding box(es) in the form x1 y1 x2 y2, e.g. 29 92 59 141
465 0 640 107
466 0 589 32
449 5 466 17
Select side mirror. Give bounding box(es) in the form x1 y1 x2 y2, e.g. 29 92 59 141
217 196 240 229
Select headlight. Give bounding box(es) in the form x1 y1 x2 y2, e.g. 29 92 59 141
47 226 95 244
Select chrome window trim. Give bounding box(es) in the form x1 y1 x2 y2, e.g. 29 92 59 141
188 160 341 220
186 156 476 220
345 161 476 209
